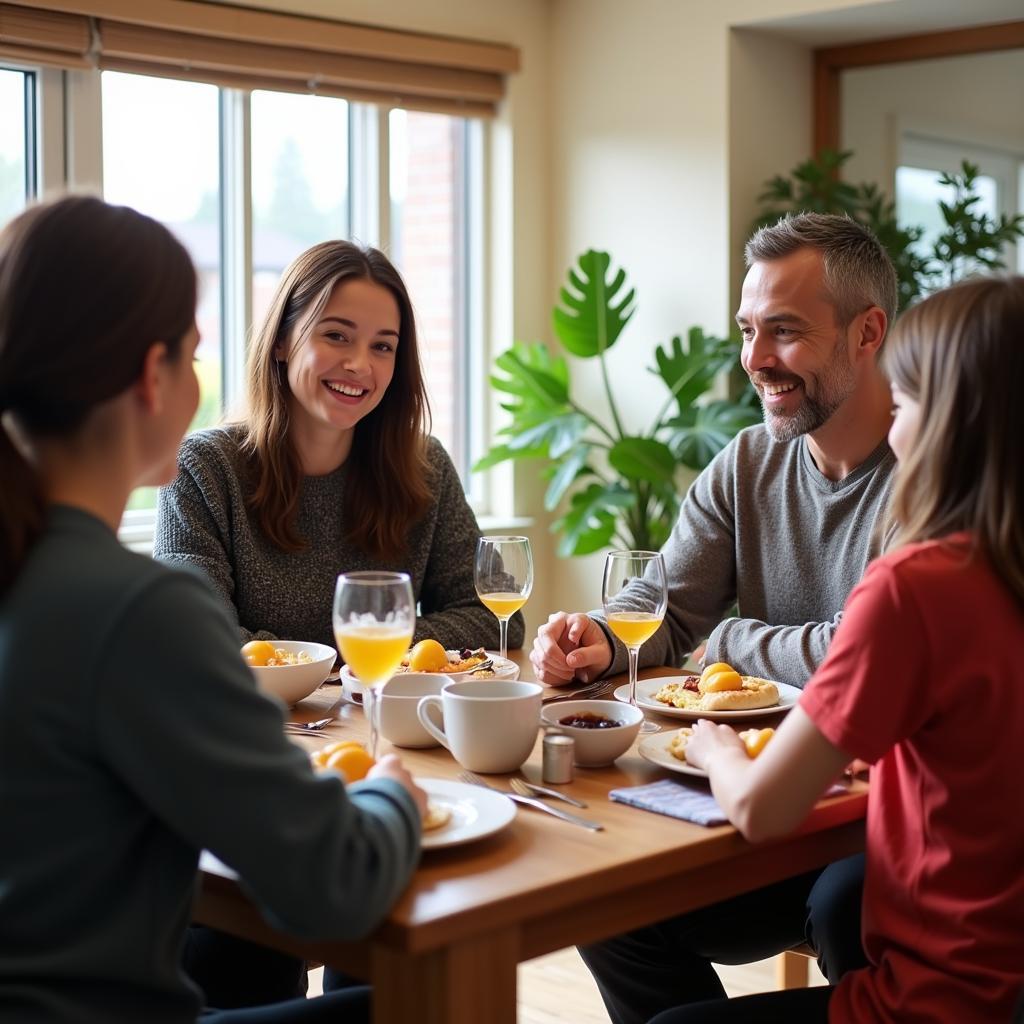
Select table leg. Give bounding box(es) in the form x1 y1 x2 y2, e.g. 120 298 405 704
371 928 518 1024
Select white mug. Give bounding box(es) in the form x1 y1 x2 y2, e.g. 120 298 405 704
417 679 543 773
377 673 450 748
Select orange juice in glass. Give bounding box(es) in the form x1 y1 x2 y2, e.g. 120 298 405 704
602 551 667 734
333 572 415 759
475 536 533 661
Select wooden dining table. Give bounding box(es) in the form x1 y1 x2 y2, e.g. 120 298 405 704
195 653 867 1023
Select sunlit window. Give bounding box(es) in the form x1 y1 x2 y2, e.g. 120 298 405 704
896 165 999 261
389 109 467 468
0 68 32 225
251 90 350 328
101 71 223 511
6 60 485 540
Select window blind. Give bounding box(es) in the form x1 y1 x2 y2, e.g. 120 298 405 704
0 0 519 116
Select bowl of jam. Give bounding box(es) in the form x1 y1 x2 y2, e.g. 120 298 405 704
541 699 644 766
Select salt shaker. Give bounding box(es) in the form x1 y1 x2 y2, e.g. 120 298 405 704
542 729 575 784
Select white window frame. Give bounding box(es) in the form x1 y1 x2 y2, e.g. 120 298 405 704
896 122 1024 273
5 61 494 549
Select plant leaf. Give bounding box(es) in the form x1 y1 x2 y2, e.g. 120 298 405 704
608 437 677 484
552 482 633 557
665 400 762 469
552 250 636 358
544 445 593 511
472 443 547 472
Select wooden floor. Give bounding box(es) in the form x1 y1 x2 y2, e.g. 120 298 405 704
309 949 826 1021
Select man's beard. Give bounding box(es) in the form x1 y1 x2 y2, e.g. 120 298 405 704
756 340 855 442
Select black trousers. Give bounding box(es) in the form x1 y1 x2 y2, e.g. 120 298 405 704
183 927 362 1010
578 854 866 1024
649 986 833 1023
199 987 370 1022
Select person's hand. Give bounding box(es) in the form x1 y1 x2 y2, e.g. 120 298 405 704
844 758 871 779
530 611 613 685
683 719 745 772
368 753 428 820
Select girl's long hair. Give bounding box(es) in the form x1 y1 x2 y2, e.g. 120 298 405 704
0 196 196 595
241 241 431 559
882 275 1024 603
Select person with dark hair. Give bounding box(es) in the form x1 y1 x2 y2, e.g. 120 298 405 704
155 240 522 1002
0 195 425 1024
655 274 1024 1023
154 239 523 655
532 213 899 1022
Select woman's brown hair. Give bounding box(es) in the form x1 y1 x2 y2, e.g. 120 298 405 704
241 240 432 559
882 275 1024 603
0 195 196 595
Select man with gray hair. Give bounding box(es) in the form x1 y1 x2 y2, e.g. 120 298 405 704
531 213 896 1023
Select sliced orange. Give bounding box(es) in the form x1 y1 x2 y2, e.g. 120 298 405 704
241 639 277 667
739 728 775 759
311 740 363 769
325 745 375 783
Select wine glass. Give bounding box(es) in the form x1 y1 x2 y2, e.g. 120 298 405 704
333 571 415 760
474 536 533 662
602 550 667 735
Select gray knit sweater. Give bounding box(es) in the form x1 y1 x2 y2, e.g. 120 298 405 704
154 427 524 654
595 424 896 687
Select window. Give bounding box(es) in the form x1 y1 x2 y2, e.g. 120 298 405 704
896 132 1023 274
251 91 350 328
0 60 487 538
0 67 34 221
101 71 224 512
389 109 469 468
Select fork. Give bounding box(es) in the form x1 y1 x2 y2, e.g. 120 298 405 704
541 680 607 704
510 777 588 809
458 771 603 831
285 717 334 731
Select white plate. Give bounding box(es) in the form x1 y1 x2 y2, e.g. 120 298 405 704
417 778 517 850
341 651 519 702
613 676 801 721
637 730 708 778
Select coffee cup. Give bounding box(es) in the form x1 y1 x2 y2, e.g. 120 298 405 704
417 679 543 773
377 673 450 748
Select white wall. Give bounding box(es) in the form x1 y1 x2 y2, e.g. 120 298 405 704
842 49 1024 189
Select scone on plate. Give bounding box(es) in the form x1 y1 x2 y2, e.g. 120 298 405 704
668 727 694 762
423 800 452 832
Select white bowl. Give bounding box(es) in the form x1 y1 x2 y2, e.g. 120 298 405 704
340 650 519 702
248 640 336 706
540 699 644 767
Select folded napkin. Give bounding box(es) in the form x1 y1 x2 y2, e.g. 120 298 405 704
609 778 848 828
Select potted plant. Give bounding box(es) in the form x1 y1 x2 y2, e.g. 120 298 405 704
474 250 760 557
756 150 1024 312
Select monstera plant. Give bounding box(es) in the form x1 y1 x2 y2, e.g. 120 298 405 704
475 250 760 557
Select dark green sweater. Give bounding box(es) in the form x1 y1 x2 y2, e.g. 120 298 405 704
0 507 420 1023
155 427 524 653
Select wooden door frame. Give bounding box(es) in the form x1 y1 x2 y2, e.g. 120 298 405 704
813 19 1024 155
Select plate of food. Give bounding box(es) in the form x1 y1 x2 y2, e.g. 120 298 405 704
341 640 519 702
639 724 777 778
614 662 800 721
416 778 517 850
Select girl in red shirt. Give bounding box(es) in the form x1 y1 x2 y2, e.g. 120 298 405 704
657 275 1024 1024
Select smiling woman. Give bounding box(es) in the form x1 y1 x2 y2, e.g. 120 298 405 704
154 238 521 1006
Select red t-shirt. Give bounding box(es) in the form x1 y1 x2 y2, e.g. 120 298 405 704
800 536 1024 1024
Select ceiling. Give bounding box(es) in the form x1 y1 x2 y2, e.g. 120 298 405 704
736 0 1024 48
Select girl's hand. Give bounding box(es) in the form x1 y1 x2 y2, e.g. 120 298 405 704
684 719 745 771
368 753 429 820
